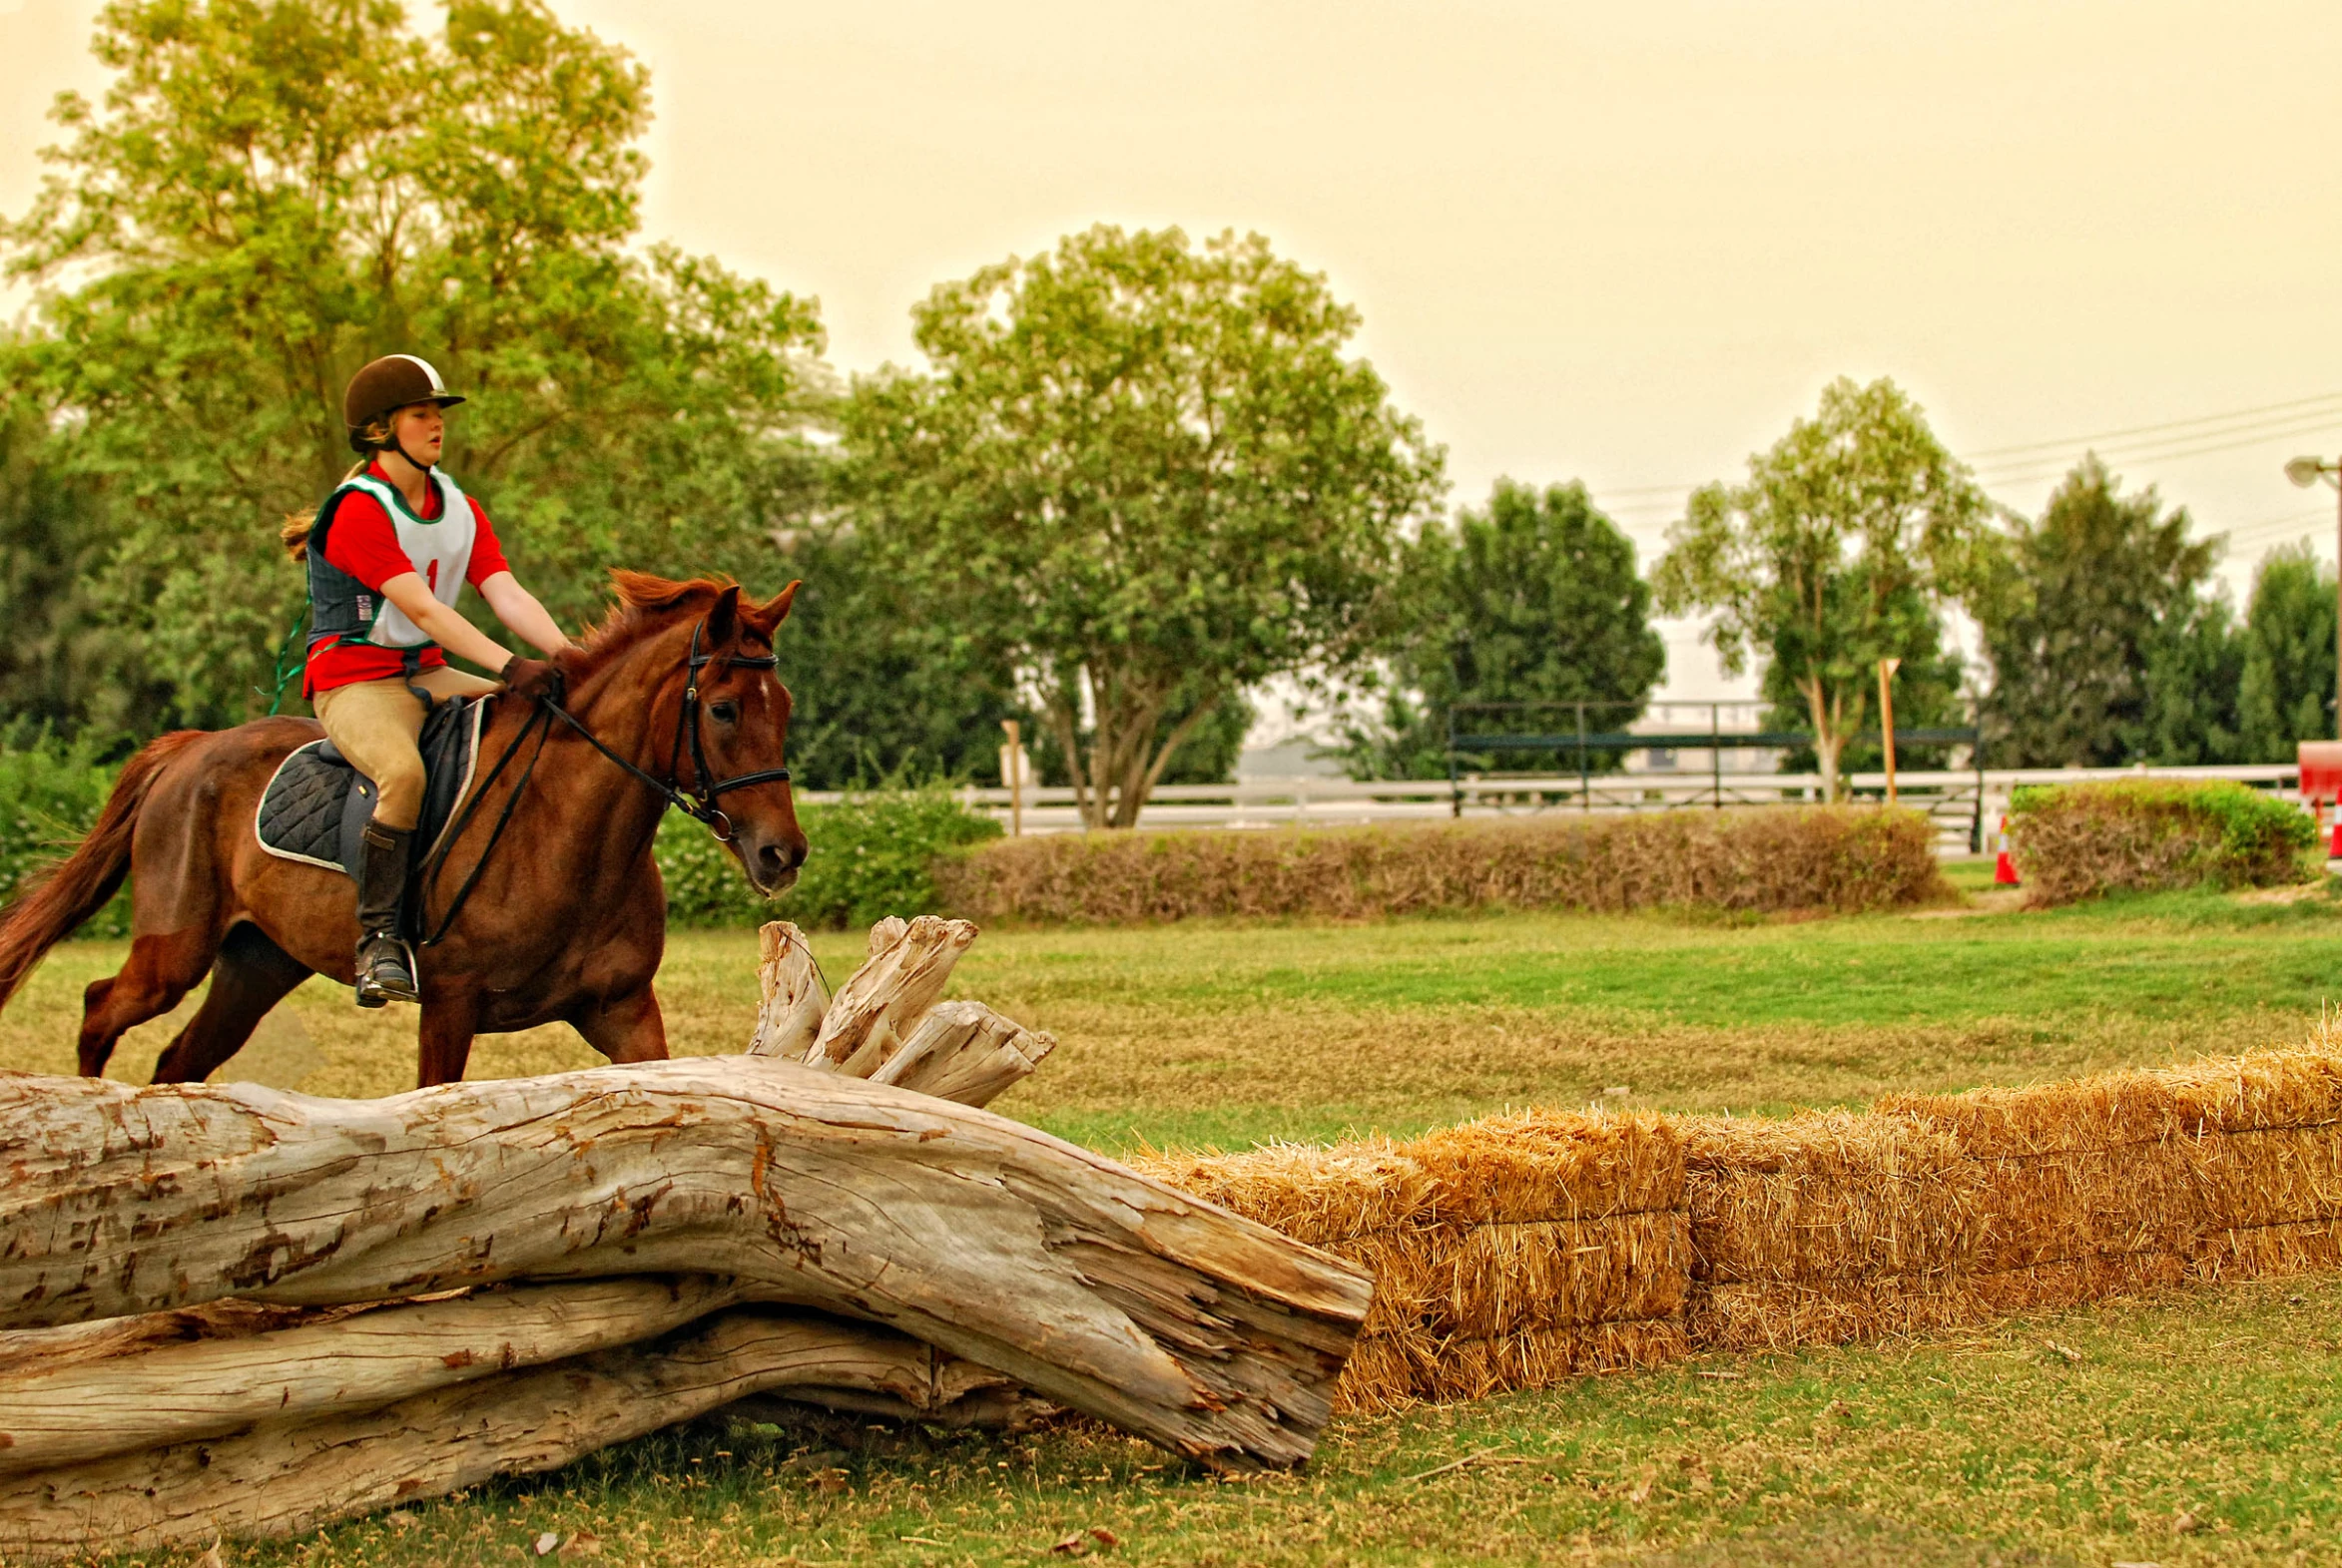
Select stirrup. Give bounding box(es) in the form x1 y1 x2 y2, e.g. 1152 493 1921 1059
355 933 420 1008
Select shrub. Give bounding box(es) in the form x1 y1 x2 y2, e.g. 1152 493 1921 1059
933 805 1945 924
0 737 132 938
658 784 1002 932
2006 780 2317 906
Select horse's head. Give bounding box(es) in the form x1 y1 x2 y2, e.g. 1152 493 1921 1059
588 571 811 896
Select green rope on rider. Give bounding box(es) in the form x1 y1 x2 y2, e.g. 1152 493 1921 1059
261 606 310 716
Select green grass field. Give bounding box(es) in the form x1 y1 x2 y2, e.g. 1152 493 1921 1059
8 872 2342 1564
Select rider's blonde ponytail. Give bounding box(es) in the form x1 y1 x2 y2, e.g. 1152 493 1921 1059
278 451 378 562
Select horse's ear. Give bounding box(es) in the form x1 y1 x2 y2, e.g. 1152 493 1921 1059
706 584 743 646
745 580 801 638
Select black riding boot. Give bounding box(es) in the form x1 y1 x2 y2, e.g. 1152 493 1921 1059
353 819 420 1007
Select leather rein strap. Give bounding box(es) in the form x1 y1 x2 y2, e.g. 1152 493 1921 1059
414 614 789 945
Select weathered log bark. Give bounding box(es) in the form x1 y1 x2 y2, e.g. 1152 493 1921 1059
0 1307 1018 1557
0 1277 744 1476
0 1060 1371 1472
804 915 976 1074
744 920 829 1059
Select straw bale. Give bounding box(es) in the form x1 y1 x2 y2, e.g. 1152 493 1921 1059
1687 1252 2191 1352
1434 1213 1689 1337
1879 1048 2342 1155
2191 1219 2342 1282
1405 1108 1684 1227
1683 1112 1980 1285
1405 1319 1690 1403
1131 1138 1436 1243
2188 1124 2342 1229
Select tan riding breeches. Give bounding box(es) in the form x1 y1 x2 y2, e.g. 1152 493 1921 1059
311 666 501 830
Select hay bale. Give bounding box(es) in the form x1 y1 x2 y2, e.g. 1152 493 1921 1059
1434 1213 1688 1337
1683 1112 1981 1286
1405 1108 1684 1226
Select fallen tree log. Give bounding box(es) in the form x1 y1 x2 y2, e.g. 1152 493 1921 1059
0 1059 1372 1472
803 915 976 1074
0 1307 1018 1556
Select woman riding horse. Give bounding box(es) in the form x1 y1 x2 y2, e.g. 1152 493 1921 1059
291 354 571 1007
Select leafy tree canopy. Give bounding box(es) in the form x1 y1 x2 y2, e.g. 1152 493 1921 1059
2236 542 2337 761
4 0 828 731
1652 376 1989 799
842 225 1445 828
1338 478 1665 780
1976 455 2219 768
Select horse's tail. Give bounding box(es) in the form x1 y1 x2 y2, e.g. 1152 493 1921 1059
0 731 205 1011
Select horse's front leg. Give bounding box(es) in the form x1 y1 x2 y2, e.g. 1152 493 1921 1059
416 990 482 1087
574 982 669 1065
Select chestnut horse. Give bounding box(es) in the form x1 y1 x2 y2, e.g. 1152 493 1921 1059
0 572 808 1088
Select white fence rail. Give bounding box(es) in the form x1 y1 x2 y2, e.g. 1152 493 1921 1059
794 763 2309 854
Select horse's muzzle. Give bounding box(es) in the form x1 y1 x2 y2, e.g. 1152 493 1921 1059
739 829 808 897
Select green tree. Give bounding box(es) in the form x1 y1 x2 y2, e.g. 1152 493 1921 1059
768 526 1025 790
3 0 828 733
2236 543 2337 760
1337 479 1665 780
1975 456 2221 767
843 225 1445 829
1652 376 1990 799
2138 595 2246 766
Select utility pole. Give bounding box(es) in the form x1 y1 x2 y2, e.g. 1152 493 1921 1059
1878 659 1902 805
2284 455 2342 738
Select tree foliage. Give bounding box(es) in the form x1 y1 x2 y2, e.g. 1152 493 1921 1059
1337 479 1665 780
3 0 828 732
843 225 1445 829
2236 543 2337 760
1976 456 2219 768
1652 377 1989 798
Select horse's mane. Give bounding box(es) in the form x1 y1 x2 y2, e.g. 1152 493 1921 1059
559 570 791 679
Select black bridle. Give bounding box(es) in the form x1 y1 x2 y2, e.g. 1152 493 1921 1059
549 618 793 840
413 615 791 945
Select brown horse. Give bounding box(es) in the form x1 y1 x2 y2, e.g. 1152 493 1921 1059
0 572 808 1088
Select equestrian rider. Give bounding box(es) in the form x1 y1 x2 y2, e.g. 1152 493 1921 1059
293 354 571 1008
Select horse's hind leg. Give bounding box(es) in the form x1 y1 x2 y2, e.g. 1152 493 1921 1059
77 926 218 1078
150 923 312 1084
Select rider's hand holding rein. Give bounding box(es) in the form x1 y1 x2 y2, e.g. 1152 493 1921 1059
293 352 574 1009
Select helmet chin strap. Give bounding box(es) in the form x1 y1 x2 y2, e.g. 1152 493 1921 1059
387 431 437 475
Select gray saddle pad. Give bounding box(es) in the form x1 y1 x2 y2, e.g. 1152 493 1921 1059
254 697 487 878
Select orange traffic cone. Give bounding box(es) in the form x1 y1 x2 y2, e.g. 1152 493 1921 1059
1993 812 2020 886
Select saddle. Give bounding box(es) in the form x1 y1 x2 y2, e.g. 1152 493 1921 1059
254 698 488 882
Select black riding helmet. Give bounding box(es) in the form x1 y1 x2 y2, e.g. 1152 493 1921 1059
343 354 466 470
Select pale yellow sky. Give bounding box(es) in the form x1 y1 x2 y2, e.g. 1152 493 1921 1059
6 0 2342 699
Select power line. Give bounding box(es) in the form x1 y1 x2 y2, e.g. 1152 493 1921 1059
1960 389 2342 459
1587 391 2342 514
1974 414 2342 487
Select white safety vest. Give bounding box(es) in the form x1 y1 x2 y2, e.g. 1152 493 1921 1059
336 471 477 648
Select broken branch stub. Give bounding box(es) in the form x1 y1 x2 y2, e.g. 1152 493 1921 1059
804 915 976 1076
745 921 829 1059
867 999 1056 1109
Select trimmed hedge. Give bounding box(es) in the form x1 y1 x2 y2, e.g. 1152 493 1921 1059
0 742 998 939
2006 780 2317 906
933 806 1947 924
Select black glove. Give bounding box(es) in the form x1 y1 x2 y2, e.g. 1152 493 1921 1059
499 654 566 705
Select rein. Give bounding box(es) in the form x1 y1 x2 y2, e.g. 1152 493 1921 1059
413 615 790 946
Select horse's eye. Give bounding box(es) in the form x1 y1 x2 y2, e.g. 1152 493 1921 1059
709 701 740 725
